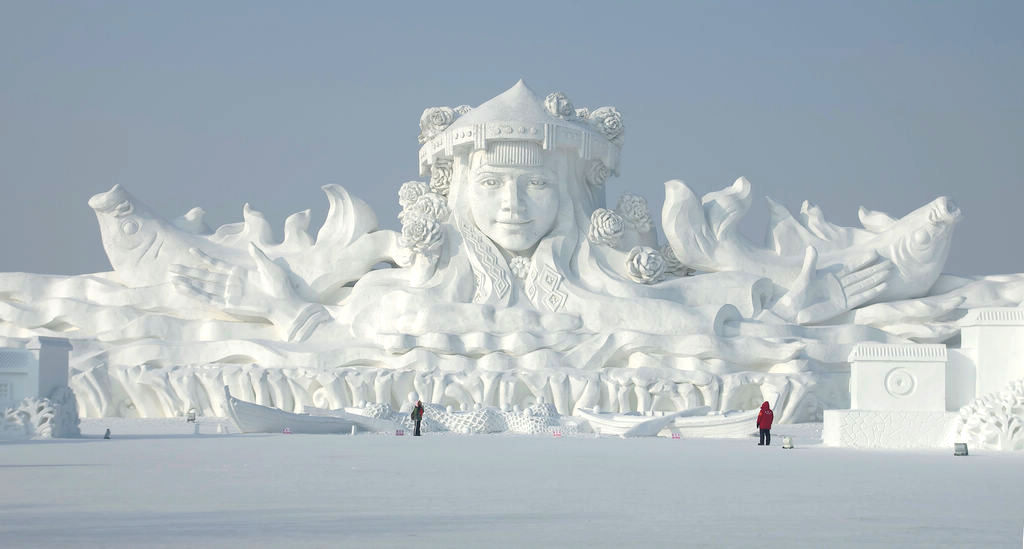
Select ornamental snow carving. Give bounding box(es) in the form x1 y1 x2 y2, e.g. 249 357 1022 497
626 246 666 284
588 106 624 142
1 79 1011 432
1 388 80 440
401 192 450 223
587 208 625 247
418 106 457 144
398 180 430 209
399 211 443 252
955 378 1024 451
510 256 531 280
429 159 453 196
660 244 692 277
587 160 610 187
544 91 576 119
616 193 652 233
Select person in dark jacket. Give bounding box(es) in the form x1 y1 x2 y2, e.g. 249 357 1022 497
756 401 773 446
411 400 425 436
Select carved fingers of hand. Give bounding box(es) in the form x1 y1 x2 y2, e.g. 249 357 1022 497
170 248 255 315
840 258 892 309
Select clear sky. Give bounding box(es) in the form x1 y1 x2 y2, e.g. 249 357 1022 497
1 1 1021 277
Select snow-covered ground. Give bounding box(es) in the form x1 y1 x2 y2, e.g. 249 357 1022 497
1 419 1021 548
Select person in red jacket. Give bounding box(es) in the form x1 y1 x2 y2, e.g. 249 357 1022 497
756 401 773 446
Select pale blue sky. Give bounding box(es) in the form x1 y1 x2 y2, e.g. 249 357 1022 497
1 1 1021 276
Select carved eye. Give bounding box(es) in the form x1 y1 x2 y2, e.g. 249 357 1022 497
121 220 140 235
912 229 931 246
527 177 547 187
479 178 501 188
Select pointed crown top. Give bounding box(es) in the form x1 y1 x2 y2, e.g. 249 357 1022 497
417 80 623 177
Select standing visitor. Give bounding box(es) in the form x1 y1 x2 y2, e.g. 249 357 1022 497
756 401 773 446
411 400 425 436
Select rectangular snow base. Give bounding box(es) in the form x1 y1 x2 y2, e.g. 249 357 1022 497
822 410 958 449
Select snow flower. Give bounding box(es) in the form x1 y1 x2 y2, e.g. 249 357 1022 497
660 244 693 276
418 106 457 144
626 246 666 284
544 92 576 119
616 193 651 233
398 181 430 209
589 106 624 142
510 255 531 280
587 208 625 247
399 211 443 253
401 192 450 223
587 160 610 187
429 159 453 197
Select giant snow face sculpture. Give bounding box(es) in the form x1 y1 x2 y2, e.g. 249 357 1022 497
0 79 991 424
466 143 560 254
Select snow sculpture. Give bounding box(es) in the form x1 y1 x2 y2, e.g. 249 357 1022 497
955 378 1024 451
1 388 80 439
0 80 1021 429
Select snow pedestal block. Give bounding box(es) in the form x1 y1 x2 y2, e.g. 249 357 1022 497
959 308 1024 398
823 410 958 449
848 343 948 412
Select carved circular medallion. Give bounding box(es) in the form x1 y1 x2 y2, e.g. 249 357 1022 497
884 368 916 397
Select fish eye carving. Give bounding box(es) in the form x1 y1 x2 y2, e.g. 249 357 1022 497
913 228 931 246
121 220 140 235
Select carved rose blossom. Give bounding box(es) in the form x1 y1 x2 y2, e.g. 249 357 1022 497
589 106 624 142
510 256 531 280
660 244 693 276
587 208 625 247
401 192 450 222
418 106 457 144
398 181 430 209
587 160 610 187
399 211 443 252
616 193 652 233
575 107 590 120
544 92 576 119
626 246 666 284
429 159 453 196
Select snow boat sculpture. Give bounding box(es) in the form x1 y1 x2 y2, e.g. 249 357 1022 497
1 80 1023 440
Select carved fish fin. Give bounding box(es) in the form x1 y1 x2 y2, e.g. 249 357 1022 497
211 221 245 241
242 203 274 245
858 206 898 233
316 184 379 248
766 197 811 255
209 203 275 246
701 177 752 240
173 207 211 234
282 209 314 249
663 179 717 268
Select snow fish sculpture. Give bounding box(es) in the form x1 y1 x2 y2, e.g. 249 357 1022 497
663 177 960 311
89 183 395 299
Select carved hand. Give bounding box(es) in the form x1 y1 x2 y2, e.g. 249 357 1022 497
771 247 892 324
171 245 330 341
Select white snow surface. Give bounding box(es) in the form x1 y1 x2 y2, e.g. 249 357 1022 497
1 419 1022 548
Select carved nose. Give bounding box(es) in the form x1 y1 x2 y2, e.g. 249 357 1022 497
502 182 525 215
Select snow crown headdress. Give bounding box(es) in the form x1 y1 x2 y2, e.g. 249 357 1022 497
417 80 623 182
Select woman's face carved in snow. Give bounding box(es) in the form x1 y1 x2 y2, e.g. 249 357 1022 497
467 160 560 254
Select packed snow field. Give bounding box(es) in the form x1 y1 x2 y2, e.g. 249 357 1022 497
1 419 1022 548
